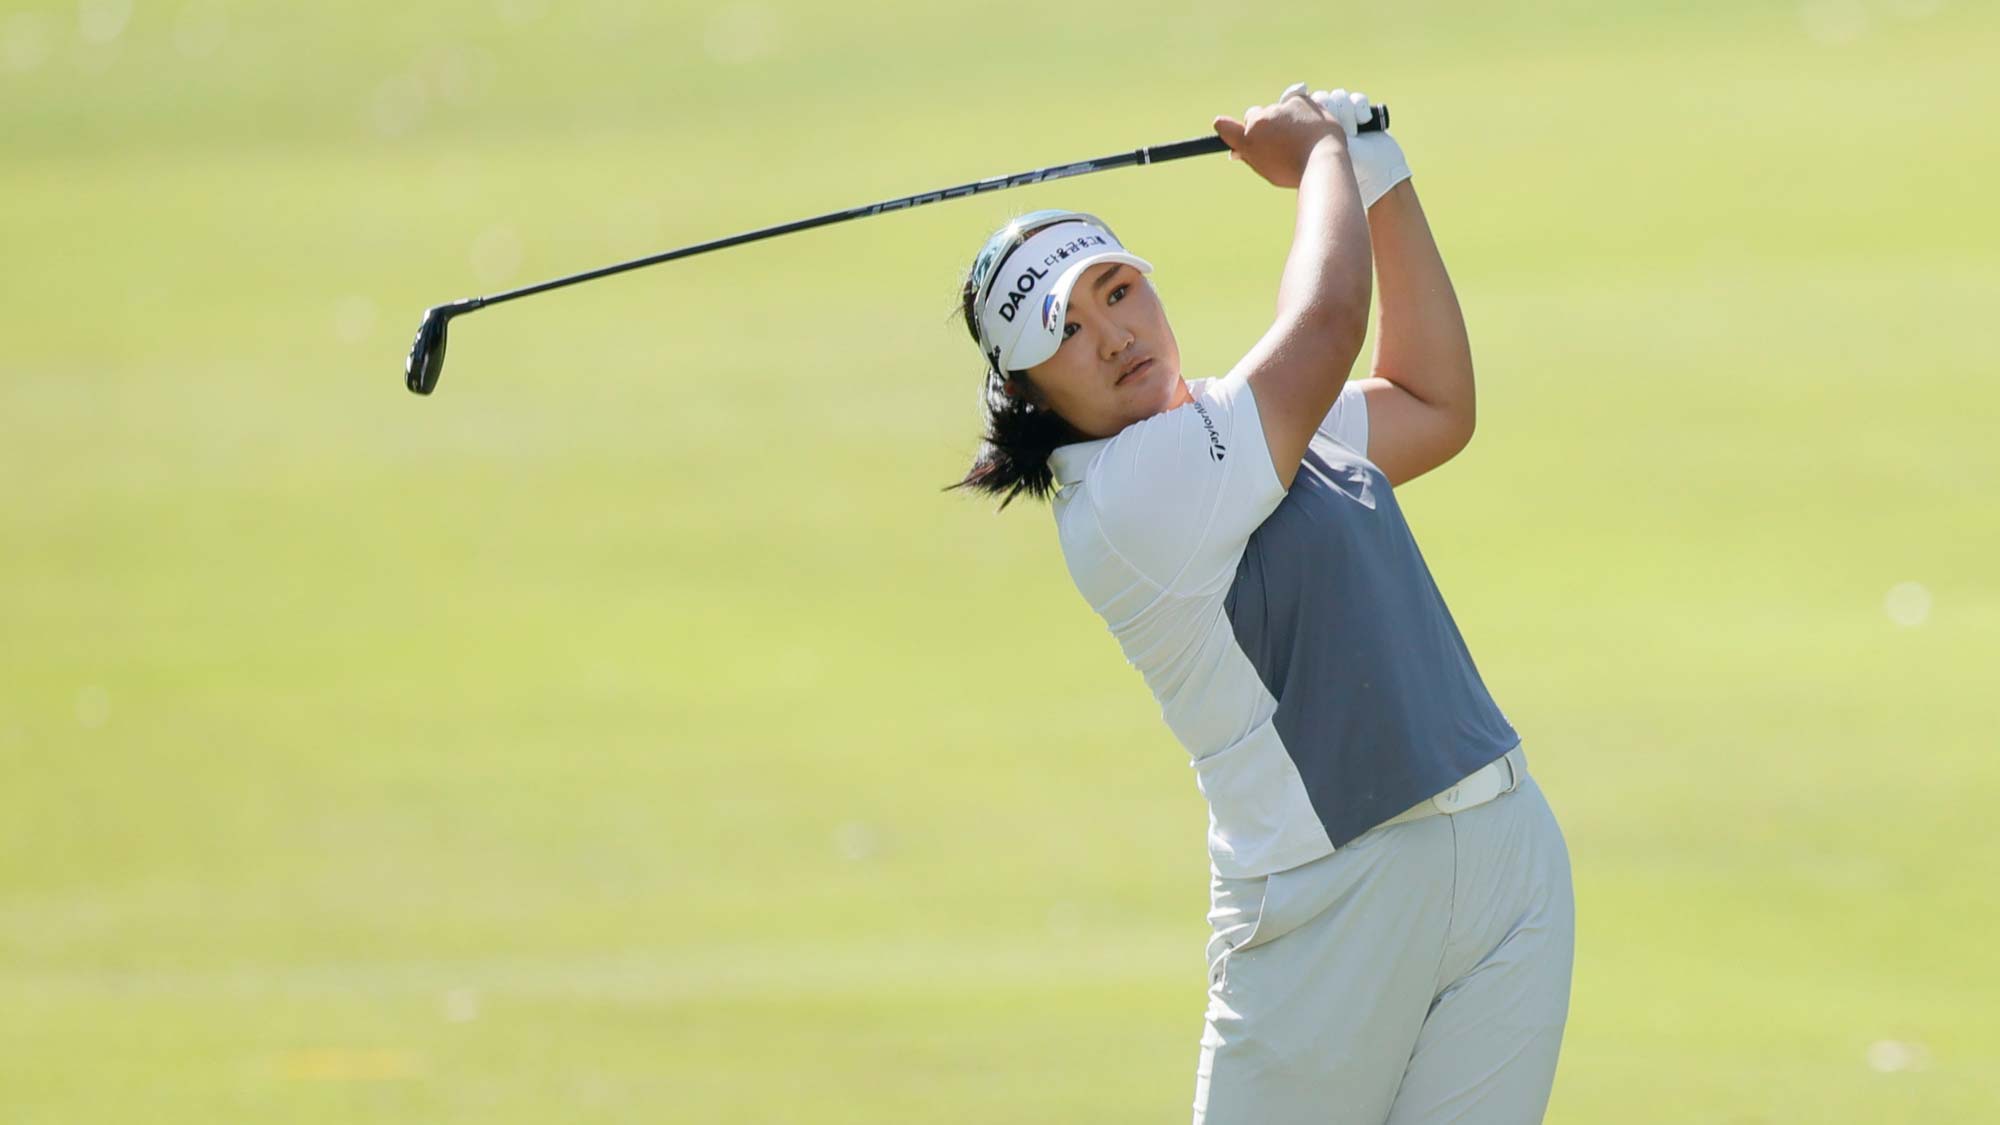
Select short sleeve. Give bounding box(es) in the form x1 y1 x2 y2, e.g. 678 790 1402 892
1316 381 1370 455
1077 369 1287 594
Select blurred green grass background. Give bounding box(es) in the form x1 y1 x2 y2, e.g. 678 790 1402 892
3 0 1997 1120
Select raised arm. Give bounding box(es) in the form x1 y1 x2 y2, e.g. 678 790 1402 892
1352 178 1478 486
1212 89 1374 491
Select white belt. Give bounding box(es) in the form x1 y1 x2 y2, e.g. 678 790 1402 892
1374 744 1526 832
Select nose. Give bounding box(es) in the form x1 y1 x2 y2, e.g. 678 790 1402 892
1101 325 1134 361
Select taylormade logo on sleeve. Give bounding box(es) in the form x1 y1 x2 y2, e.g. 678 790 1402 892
1191 400 1227 462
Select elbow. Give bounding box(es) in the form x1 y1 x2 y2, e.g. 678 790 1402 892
1395 352 1476 452
1447 387 1477 457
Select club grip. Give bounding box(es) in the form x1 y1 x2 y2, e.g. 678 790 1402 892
1144 105 1389 165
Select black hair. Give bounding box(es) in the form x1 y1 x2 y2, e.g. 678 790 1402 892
942 253 1088 512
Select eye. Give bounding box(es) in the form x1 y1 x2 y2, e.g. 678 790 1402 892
1107 283 1129 305
1062 321 1079 339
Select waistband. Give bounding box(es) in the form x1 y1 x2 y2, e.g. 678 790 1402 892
1373 743 1527 833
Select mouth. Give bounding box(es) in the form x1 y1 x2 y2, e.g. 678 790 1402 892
1115 357 1153 386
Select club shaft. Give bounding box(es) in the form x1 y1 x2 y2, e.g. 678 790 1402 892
468 110 1384 310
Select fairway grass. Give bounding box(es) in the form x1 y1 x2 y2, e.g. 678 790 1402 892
4 1 1997 1120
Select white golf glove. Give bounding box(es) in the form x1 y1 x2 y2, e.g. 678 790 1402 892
1308 86 1412 209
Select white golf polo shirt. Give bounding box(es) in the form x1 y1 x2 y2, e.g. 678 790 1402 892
1046 371 1521 878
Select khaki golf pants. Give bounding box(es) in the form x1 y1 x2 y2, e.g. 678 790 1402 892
1193 749 1575 1124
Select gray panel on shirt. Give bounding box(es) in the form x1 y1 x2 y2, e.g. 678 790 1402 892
1224 438 1521 850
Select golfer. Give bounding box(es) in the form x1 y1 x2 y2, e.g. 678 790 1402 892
947 86 1576 1123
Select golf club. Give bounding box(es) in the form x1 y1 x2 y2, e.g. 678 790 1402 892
404 106 1388 395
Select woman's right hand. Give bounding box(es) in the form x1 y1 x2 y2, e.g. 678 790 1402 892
1212 86 1348 190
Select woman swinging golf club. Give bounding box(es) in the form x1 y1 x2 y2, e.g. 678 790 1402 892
948 85 1576 1124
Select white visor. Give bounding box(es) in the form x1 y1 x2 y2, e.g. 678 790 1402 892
975 219 1152 374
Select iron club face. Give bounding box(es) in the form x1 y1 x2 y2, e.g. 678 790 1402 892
404 299 481 395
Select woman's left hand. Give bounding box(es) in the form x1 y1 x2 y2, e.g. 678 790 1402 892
1309 87 1413 209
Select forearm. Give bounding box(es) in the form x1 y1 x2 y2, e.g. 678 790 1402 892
1276 136 1373 350
1367 180 1473 414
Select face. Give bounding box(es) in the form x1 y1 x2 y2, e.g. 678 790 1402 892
1010 262 1188 439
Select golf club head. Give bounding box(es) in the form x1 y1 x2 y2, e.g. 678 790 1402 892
404 299 480 395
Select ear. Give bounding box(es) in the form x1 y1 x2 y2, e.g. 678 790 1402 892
1002 371 1052 410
